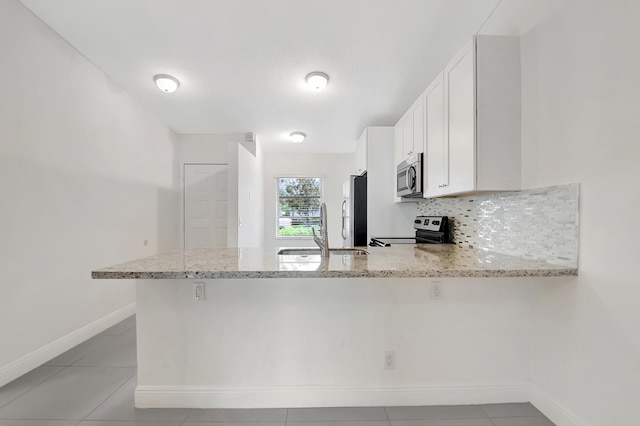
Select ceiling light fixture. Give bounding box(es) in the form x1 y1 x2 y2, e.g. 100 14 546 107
290 132 306 143
154 74 180 93
306 72 329 90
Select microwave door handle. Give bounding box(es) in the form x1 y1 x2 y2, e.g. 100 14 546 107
405 168 411 192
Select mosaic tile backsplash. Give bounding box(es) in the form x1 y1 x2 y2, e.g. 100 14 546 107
416 183 579 267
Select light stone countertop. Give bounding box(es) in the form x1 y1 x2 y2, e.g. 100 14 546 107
91 245 577 279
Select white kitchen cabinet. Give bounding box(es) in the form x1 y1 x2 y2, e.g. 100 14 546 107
395 94 425 162
424 36 521 198
410 96 424 157
354 130 367 175
393 122 403 202
425 71 446 196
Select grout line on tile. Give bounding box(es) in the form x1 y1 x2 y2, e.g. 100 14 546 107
80 369 136 421
0 365 67 411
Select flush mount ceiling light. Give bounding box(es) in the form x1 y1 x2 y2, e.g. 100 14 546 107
289 132 306 143
154 74 180 93
306 72 329 90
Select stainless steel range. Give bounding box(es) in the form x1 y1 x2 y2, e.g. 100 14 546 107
369 216 449 247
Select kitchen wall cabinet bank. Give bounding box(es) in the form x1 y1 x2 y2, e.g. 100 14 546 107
426 36 521 197
393 95 424 202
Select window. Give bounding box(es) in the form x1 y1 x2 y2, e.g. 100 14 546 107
277 177 322 237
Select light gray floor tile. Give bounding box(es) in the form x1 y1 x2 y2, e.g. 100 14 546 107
390 420 494 426
0 421 80 426
0 367 135 420
85 375 188 422
45 336 116 367
288 421 390 426
0 366 63 408
480 403 543 418
491 417 555 426
183 423 284 426
287 407 388 422
385 406 488 420
186 408 287 422
72 334 137 367
79 422 180 426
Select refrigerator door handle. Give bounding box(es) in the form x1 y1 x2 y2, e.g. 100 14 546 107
341 200 347 240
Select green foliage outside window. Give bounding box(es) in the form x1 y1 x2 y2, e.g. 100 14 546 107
277 177 322 237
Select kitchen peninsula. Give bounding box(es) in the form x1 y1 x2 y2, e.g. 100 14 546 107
93 245 575 409
93 245 576 280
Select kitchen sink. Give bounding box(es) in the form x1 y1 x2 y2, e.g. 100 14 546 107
277 248 369 256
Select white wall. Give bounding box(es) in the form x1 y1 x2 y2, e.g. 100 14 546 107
176 134 264 248
238 139 264 247
176 133 244 164
136 276 535 408
177 133 240 248
0 0 178 385
365 127 417 239
262 153 354 250
521 1 640 424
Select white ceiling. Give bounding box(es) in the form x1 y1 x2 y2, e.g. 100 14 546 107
18 0 568 153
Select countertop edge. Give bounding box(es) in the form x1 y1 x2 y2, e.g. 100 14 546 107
91 268 578 280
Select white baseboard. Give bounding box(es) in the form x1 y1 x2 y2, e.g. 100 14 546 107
135 382 531 409
530 384 586 426
0 303 136 387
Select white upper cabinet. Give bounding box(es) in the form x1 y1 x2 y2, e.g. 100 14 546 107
424 36 521 198
395 94 425 162
425 71 446 196
411 96 424 158
393 122 403 202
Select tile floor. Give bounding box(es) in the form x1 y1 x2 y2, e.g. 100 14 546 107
0 316 556 426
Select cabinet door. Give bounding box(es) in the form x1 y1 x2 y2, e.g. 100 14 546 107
412 96 424 155
445 38 475 195
424 72 446 196
393 122 403 202
402 110 413 157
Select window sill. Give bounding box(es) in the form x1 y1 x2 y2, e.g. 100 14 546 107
276 236 314 240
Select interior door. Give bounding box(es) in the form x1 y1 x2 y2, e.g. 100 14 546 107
184 164 228 249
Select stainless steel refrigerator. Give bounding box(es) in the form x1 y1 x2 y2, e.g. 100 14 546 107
341 174 367 247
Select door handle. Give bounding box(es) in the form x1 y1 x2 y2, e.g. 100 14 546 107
341 200 347 239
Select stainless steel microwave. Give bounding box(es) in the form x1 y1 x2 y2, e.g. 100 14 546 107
397 153 423 198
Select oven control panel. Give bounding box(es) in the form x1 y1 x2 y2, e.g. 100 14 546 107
414 216 448 232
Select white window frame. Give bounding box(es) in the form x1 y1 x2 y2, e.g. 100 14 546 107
275 176 324 239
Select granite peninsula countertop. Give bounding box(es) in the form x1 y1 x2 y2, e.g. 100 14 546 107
91 245 577 279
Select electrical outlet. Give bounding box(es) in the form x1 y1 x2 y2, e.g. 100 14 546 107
194 282 205 301
430 283 442 300
384 350 395 370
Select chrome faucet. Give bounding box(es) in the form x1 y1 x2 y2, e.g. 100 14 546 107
312 202 330 257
